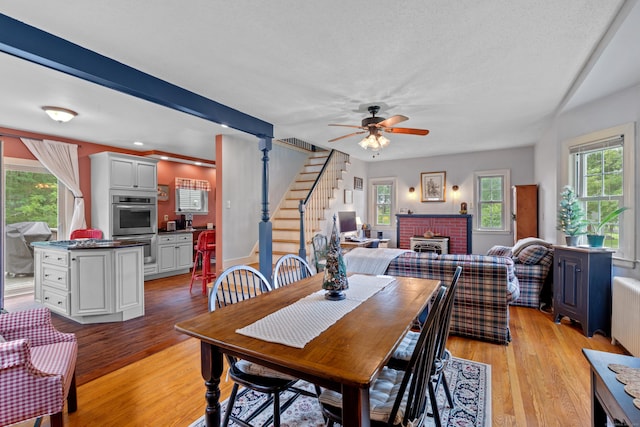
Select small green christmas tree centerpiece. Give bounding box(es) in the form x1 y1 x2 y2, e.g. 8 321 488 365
557 185 587 246
322 214 349 300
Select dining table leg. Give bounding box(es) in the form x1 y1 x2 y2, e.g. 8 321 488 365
200 341 224 427
341 385 371 427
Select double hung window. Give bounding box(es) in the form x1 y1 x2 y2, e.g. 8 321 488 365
370 179 395 228
474 169 510 232
565 123 635 260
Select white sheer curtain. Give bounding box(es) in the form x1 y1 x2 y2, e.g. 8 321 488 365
21 138 86 238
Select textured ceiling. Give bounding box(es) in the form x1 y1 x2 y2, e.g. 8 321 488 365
0 1 637 162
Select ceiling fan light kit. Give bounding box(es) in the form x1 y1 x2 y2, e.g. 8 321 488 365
359 133 390 150
42 106 78 123
329 105 429 153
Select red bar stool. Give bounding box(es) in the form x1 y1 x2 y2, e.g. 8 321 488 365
70 228 103 239
190 230 216 295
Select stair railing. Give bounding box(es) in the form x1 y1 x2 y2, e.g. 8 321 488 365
298 150 349 257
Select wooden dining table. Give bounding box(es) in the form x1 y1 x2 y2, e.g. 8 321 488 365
175 273 440 427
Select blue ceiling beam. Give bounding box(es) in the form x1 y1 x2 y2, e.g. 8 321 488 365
0 14 274 138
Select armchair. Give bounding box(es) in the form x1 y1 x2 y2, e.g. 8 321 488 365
0 307 78 427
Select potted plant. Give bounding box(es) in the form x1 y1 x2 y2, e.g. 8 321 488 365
557 185 587 246
586 206 629 247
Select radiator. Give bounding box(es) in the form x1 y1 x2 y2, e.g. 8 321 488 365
612 276 640 357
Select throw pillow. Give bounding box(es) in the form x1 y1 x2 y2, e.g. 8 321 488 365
517 245 549 265
512 237 552 256
486 245 513 257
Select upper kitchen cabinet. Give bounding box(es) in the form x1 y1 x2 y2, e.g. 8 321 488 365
90 152 158 192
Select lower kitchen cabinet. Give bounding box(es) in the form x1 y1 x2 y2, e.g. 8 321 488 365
157 233 193 274
34 246 144 324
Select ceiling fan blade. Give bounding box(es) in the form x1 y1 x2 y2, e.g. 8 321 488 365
376 115 408 128
383 127 430 136
329 124 364 129
328 131 367 142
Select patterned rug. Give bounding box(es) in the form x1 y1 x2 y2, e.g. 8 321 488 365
189 357 491 427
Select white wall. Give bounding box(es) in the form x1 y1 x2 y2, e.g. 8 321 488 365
366 146 535 252
538 82 640 279
318 156 368 237
220 135 308 265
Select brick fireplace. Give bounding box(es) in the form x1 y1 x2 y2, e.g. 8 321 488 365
396 214 472 254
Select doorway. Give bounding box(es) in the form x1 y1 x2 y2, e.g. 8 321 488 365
3 157 59 302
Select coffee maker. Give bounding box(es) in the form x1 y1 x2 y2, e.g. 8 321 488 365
185 213 193 230
176 214 186 230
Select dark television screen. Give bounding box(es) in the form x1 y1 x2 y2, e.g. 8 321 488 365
338 211 357 234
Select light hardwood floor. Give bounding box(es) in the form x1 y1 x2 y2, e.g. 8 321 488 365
8 276 625 426
61 309 624 426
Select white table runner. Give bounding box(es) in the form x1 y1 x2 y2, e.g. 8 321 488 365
235 274 395 348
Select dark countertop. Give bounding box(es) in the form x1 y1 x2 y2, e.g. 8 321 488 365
31 239 146 250
157 227 214 234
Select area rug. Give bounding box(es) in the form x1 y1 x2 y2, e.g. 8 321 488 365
189 357 491 427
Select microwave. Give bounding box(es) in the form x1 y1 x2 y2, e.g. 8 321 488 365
111 194 157 236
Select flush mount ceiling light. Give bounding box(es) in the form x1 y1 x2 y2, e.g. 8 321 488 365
42 106 78 123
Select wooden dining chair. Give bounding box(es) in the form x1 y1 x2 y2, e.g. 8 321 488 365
311 233 328 272
319 285 447 427
387 265 463 426
208 265 305 427
272 254 314 288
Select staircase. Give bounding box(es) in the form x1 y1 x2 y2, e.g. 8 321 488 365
270 151 349 264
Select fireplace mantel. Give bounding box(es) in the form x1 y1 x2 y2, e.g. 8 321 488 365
396 214 472 254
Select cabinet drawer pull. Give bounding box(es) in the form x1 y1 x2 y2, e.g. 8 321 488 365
57 301 63 305
575 268 581 273
44 274 50 278
44 296 49 301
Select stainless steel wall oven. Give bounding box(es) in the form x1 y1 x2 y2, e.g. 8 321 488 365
111 194 157 237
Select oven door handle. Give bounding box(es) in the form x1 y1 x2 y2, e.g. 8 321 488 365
114 204 151 210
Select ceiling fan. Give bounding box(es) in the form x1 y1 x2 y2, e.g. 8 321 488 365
328 105 430 151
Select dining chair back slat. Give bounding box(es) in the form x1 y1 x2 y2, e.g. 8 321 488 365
273 254 314 288
208 265 271 312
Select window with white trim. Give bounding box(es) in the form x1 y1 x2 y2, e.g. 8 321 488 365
474 169 510 232
566 123 635 260
370 178 395 228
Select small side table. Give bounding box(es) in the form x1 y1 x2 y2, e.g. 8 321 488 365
582 348 640 426
553 245 613 337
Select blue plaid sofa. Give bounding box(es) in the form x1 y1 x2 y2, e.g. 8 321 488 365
386 252 519 344
486 238 554 309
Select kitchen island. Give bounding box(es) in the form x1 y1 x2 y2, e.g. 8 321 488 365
32 240 145 324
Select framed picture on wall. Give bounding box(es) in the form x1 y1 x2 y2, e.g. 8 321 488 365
157 184 170 202
354 176 363 190
421 171 446 202
344 189 353 204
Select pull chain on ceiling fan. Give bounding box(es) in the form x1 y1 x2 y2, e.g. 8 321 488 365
328 105 429 152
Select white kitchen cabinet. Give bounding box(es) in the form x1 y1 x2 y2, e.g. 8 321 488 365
70 250 113 316
34 245 144 324
90 151 158 192
37 248 70 315
157 233 193 274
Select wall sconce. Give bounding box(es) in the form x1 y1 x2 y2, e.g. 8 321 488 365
409 187 415 193
452 185 459 192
